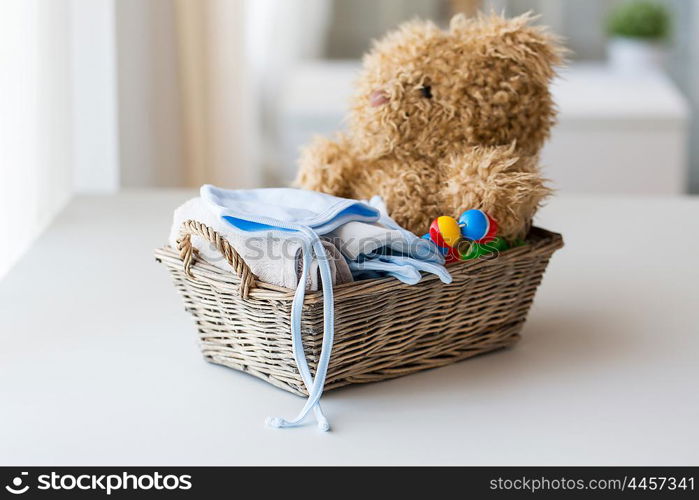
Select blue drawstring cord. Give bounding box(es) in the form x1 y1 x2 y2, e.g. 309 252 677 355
265 226 334 432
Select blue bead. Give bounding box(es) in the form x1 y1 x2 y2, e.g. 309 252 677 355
458 209 489 241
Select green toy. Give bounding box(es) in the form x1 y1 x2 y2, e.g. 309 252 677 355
460 237 509 260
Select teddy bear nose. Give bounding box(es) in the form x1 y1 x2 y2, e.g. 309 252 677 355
369 90 390 107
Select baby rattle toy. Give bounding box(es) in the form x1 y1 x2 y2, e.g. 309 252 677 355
423 209 507 263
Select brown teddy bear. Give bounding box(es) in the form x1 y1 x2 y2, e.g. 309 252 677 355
296 13 563 240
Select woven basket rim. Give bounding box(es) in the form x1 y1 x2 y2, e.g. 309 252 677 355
154 226 563 303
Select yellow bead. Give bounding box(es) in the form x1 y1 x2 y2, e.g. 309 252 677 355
434 216 461 247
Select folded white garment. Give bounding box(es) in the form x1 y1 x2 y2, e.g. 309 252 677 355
327 197 450 286
168 197 353 291
328 221 405 261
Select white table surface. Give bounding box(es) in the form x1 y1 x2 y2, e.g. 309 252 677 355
1 191 697 466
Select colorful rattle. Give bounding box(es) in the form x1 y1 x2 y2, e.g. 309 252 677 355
424 211 502 264
458 209 498 243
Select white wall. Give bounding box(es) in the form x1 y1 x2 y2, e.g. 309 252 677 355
70 0 120 192
325 0 441 58
0 0 74 279
671 0 699 193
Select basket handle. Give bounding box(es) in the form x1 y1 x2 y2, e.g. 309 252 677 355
177 219 256 298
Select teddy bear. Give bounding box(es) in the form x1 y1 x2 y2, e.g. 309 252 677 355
296 13 563 241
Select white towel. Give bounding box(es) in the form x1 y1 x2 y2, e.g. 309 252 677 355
168 198 353 291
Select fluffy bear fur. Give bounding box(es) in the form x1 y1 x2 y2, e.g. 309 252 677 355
296 13 563 240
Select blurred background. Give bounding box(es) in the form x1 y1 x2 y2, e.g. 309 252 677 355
1 0 697 278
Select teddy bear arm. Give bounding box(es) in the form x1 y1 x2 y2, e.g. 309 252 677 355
442 146 551 241
295 135 360 199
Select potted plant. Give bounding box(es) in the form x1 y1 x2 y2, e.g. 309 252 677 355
606 1 670 72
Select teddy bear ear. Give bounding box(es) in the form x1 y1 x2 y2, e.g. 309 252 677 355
450 12 565 74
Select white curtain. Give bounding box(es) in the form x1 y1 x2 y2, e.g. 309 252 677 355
174 0 261 188
0 0 74 279
114 0 261 189
115 0 333 188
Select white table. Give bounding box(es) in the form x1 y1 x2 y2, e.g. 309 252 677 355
1 191 697 465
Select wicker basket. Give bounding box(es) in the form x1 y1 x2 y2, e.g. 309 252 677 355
155 220 563 396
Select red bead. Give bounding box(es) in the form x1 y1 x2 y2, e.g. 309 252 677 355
480 214 498 243
429 218 447 247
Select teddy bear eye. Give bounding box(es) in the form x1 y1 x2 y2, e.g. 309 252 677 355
420 85 433 99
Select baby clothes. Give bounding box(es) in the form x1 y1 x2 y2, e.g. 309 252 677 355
169 197 353 291
173 185 452 431
328 196 451 285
